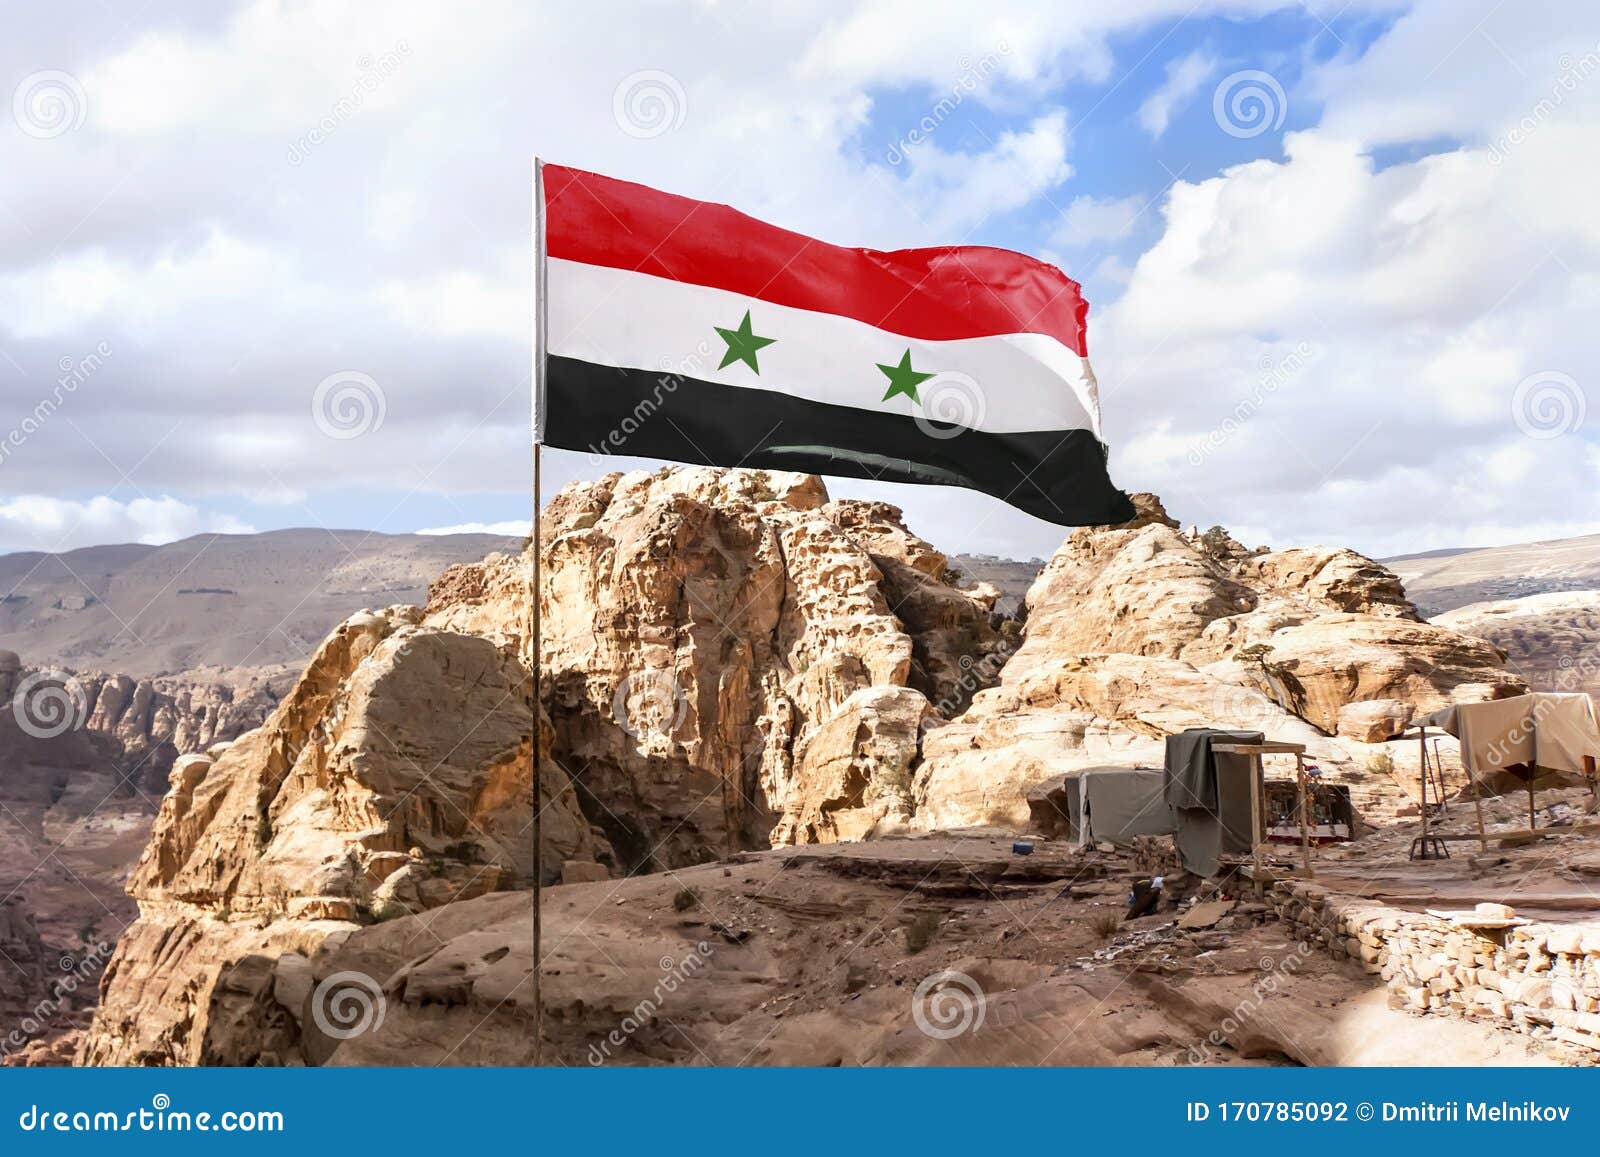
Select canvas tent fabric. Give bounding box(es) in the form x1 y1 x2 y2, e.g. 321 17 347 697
1418 693 1600 777
1070 767 1176 848
1164 729 1265 878
1164 728 1264 811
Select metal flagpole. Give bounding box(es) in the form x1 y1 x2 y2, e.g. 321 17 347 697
530 156 547 1066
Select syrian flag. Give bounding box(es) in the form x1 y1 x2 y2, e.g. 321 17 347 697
535 162 1133 526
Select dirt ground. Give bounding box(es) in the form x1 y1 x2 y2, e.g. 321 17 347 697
317 829 1560 1067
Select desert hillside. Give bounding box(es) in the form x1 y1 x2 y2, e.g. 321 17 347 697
1387 535 1600 616
0 528 522 677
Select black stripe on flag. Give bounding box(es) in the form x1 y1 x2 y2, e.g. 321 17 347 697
542 356 1135 527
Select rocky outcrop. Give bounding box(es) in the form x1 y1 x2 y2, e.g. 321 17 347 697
78 605 601 1065
913 496 1524 828
77 474 1531 1067
0 649 280 793
424 468 1002 870
79 469 1005 1065
1434 591 1600 702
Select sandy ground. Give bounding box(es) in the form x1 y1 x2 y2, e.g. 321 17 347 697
317 830 1559 1068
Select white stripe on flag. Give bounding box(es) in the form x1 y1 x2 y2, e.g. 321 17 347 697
547 257 1101 437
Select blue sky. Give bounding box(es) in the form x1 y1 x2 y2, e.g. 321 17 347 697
2 1 1597 561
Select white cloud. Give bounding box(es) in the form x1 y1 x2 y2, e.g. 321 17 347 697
415 519 530 537
2 0 1596 566
1050 192 1146 248
0 495 256 553
1138 49 1217 137
1098 106 1600 555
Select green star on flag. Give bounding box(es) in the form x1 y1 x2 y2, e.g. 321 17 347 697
877 349 936 403
714 310 777 374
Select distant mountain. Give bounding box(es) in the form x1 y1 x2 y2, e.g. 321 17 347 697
949 554 1044 615
0 528 520 677
1384 533 1600 616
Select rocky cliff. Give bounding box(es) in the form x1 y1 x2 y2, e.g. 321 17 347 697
78 469 1004 1064
911 496 1522 829
76 471 1525 1066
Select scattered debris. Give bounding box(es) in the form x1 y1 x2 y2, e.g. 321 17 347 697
1178 899 1236 930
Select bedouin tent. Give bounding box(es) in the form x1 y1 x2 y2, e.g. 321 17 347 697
1164 728 1265 878
1071 767 1176 848
1026 766 1178 847
1416 692 1600 832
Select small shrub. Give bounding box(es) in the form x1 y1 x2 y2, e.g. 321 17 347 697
904 911 940 953
373 901 412 924
1199 525 1232 558
1088 911 1122 939
672 887 700 912
255 811 273 848
1367 748 1396 778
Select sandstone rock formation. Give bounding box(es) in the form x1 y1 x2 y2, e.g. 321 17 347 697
1434 591 1600 703
912 496 1523 828
77 472 1530 1067
79 469 1004 1064
424 468 1003 869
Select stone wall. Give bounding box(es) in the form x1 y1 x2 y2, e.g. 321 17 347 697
1270 881 1600 1059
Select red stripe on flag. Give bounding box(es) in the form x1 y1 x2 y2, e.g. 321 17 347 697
542 164 1089 357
